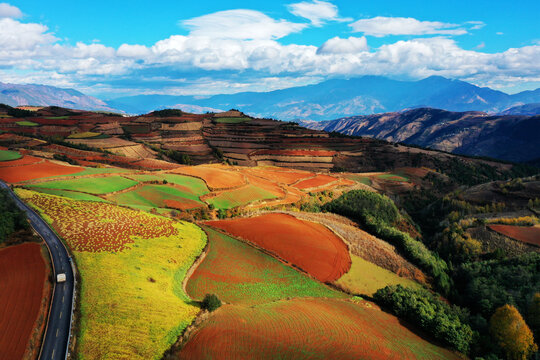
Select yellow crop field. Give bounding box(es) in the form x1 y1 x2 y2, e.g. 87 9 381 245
16 189 207 360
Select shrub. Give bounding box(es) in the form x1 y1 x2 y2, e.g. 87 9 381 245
0 189 28 242
489 304 537 360
374 285 474 353
202 294 222 312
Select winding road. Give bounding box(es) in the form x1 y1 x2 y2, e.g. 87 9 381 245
0 181 74 360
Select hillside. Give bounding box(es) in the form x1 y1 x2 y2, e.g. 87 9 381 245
109 76 540 120
0 82 118 113
501 103 540 115
300 108 540 163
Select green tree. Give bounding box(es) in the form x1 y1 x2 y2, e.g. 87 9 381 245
202 294 222 312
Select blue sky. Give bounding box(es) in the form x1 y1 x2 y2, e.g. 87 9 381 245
0 1 539 98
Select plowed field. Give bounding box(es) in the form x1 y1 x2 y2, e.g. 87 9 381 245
0 160 84 182
171 166 245 189
488 224 540 247
293 174 337 190
0 243 47 360
178 298 461 360
207 213 351 282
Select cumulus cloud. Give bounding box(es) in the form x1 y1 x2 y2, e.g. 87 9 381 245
287 0 351 26
317 36 368 54
350 16 468 37
0 3 22 18
181 9 306 40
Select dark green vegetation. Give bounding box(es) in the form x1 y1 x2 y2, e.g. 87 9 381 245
0 104 35 118
323 190 451 293
374 285 473 353
151 109 184 117
0 189 28 243
201 294 221 312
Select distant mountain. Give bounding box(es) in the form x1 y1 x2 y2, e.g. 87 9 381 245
108 76 540 120
501 103 540 115
300 108 540 163
0 82 118 112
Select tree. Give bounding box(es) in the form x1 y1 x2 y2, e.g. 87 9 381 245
529 293 540 338
489 304 537 360
201 294 221 312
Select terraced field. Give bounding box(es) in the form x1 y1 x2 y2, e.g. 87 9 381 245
207 213 351 282
0 159 84 182
28 188 109 202
111 184 206 210
178 298 461 360
293 174 337 190
205 184 278 210
28 176 138 194
171 165 245 189
187 227 342 305
18 189 207 360
0 243 47 360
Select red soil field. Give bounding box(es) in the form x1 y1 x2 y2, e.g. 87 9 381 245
172 166 246 189
178 298 460 360
252 149 336 156
489 225 540 247
293 174 338 190
0 243 47 360
131 158 181 170
0 155 42 167
164 198 204 210
0 160 84 183
207 213 351 282
245 167 313 185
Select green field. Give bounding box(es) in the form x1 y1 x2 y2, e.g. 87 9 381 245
377 173 410 182
15 120 39 126
110 184 206 210
0 149 22 161
44 116 69 119
187 227 343 305
345 175 372 185
67 131 102 139
206 185 277 210
214 117 251 124
28 176 138 194
336 254 421 296
127 173 209 195
27 188 110 203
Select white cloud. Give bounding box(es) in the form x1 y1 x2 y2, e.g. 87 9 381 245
0 3 22 18
0 18 56 51
317 36 368 54
496 32 504 35
181 9 306 40
350 16 468 37
117 44 151 58
287 0 351 26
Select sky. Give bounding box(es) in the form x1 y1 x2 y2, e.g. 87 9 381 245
0 0 539 98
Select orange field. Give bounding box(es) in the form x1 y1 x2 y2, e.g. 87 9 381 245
172 166 246 189
489 224 540 247
20 190 177 252
0 155 42 167
0 160 84 183
178 298 461 360
245 167 313 185
0 243 47 360
293 174 338 190
207 213 351 282
252 149 336 156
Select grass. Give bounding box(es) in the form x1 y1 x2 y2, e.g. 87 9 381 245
206 185 278 210
28 176 138 194
126 173 209 196
0 149 22 161
214 117 251 124
44 116 69 119
26 188 109 203
15 120 39 126
19 190 207 359
187 227 343 305
377 173 410 182
336 254 422 296
67 132 102 139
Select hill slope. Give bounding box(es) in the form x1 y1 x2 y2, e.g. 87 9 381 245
300 108 540 163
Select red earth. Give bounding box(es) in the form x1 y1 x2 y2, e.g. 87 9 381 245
488 224 540 247
0 160 84 183
207 213 351 282
178 298 461 360
245 167 313 185
0 243 47 360
0 155 42 167
293 174 338 190
172 166 246 189
252 149 336 156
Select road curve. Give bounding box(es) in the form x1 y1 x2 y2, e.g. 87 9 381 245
0 181 74 360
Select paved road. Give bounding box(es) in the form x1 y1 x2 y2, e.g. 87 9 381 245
1 182 74 360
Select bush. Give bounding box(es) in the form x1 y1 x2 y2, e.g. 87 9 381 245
201 294 221 312
0 189 28 243
374 285 474 353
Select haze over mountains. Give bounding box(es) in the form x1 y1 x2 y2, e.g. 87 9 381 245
107 76 540 120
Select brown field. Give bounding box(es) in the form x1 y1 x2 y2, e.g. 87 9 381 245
0 160 84 183
172 165 246 189
207 213 351 282
0 155 43 167
293 174 338 190
0 243 47 360
488 224 540 247
178 298 461 360
245 167 314 185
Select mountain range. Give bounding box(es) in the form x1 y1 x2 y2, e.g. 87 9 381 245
107 76 540 120
300 108 540 164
